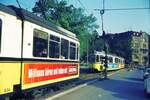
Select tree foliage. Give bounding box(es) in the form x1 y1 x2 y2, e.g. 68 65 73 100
101 32 132 63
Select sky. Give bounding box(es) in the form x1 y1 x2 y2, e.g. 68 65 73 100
0 0 150 34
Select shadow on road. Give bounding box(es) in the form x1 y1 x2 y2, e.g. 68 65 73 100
124 77 143 82
90 75 148 100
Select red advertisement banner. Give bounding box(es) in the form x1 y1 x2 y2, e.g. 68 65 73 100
23 63 78 84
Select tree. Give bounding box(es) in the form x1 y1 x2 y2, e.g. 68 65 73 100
101 32 132 63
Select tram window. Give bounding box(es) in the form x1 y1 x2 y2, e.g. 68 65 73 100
120 60 123 63
100 56 104 63
70 42 76 60
49 35 60 58
33 29 48 57
0 19 2 53
77 44 79 60
61 38 69 59
109 57 113 63
118 59 121 63
115 58 119 63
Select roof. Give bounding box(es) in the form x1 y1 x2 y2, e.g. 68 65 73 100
0 3 78 41
94 51 124 59
0 3 16 16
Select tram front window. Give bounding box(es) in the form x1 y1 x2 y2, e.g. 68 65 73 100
96 55 99 62
33 29 48 57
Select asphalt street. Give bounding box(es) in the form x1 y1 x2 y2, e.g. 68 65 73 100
49 69 149 100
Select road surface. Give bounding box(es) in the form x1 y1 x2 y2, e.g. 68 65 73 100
47 69 149 100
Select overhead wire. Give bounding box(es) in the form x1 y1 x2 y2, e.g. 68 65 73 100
94 7 150 11
16 0 22 9
76 0 90 14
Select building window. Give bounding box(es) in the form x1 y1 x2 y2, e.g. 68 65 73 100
61 38 69 59
49 35 60 58
133 49 138 54
143 44 147 49
0 19 2 53
33 29 48 57
133 43 139 48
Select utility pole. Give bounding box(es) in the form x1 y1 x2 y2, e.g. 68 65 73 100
100 0 108 79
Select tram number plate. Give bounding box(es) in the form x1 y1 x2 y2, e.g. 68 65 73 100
3 88 11 93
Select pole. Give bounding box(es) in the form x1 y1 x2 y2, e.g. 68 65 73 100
104 39 108 79
100 0 108 79
101 15 108 79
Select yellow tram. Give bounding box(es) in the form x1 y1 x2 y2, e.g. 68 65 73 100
89 51 125 71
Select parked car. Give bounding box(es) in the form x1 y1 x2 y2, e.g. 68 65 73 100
143 67 150 79
144 67 150 95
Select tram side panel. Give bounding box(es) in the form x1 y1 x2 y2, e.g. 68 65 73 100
0 12 22 95
22 63 79 90
107 63 119 71
107 56 118 71
21 21 79 90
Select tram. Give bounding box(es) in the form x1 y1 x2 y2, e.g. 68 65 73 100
89 51 125 71
0 4 79 97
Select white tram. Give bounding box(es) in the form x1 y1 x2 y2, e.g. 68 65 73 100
0 4 79 97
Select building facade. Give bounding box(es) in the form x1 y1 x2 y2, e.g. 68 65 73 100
131 32 149 66
103 31 149 66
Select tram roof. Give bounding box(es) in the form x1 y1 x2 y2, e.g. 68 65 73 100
94 51 124 59
0 3 78 41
